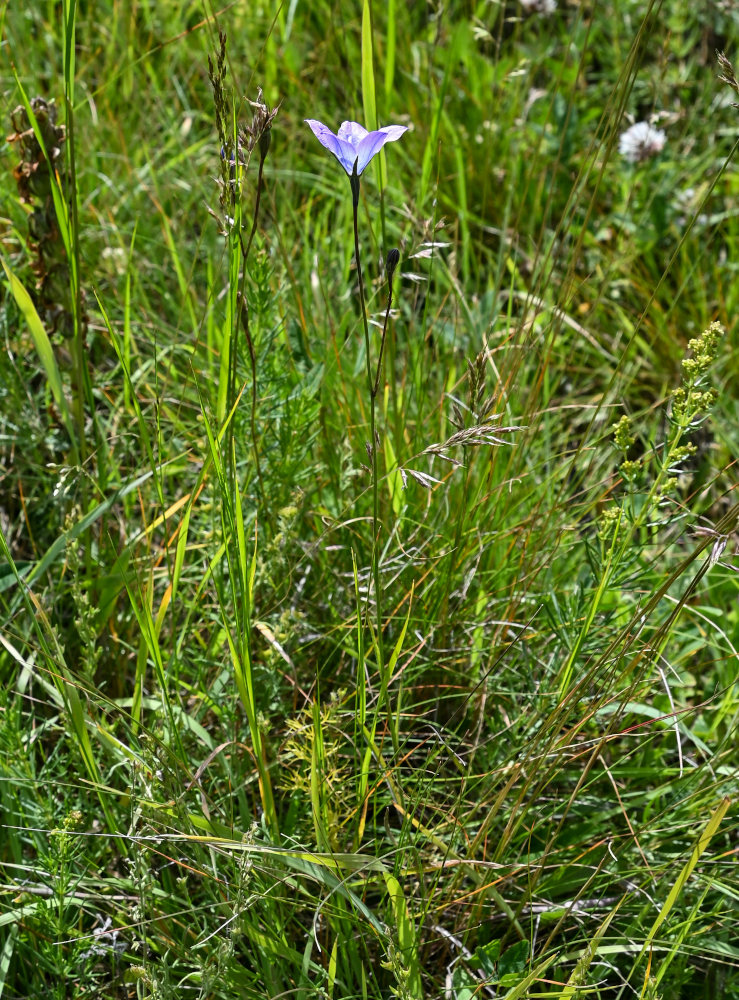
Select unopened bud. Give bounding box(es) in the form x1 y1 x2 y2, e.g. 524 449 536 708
350 158 360 207
386 248 400 278
259 128 271 162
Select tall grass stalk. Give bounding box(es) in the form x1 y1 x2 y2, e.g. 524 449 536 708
60 0 95 465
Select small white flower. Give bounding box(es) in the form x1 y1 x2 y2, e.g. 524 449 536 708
618 121 667 163
520 0 557 13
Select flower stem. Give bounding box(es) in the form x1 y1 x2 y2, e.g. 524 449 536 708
373 249 399 399
350 165 395 756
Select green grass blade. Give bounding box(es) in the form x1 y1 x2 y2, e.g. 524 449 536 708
2 262 76 457
362 0 387 190
384 0 396 105
632 796 732 990
0 923 19 998
384 872 423 998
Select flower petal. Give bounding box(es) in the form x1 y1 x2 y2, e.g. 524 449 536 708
378 125 409 142
306 119 361 174
337 121 369 145
306 119 408 176
336 139 360 174
355 124 408 174
305 118 342 158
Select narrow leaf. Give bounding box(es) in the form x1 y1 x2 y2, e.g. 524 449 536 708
2 262 75 449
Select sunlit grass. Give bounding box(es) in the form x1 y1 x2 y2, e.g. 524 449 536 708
1 1 737 997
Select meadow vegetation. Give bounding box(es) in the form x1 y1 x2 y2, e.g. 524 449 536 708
1 1 738 997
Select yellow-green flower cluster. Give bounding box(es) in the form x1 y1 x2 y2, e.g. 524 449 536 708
597 504 621 540
672 321 723 423
612 414 635 453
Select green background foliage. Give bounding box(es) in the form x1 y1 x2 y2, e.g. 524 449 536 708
1 1 737 997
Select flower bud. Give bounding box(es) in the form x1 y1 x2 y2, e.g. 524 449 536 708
259 127 271 162
386 248 400 279
350 158 360 207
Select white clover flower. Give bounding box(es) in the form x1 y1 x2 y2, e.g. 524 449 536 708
618 121 667 163
520 0 557 13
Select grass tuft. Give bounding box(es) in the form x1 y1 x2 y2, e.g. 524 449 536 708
1 2 738 997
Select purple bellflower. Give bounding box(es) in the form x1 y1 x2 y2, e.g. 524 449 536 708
305 119 408 176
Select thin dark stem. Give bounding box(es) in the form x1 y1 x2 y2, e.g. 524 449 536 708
240 150 269 518
244 150 266 261
238 291 268 518
350 171 405 773
350 167 388 728
64 95 87 466
372 275 395 400
229 148 270 525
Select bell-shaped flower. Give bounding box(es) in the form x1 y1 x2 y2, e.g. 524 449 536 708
305 119 407 176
